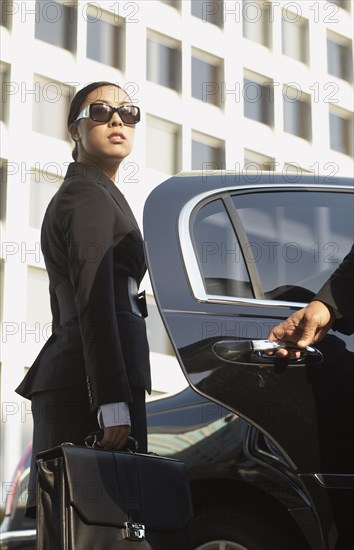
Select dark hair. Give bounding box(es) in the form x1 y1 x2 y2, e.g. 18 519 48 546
67 81 123 161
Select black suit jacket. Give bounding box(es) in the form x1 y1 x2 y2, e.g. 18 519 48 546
16 163 151 412
315 244 354 335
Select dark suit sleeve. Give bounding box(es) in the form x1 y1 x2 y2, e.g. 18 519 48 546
315 244 354 335
49 283 60 333
56 179 133 409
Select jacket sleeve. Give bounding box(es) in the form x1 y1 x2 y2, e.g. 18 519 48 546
56 179 133 410
315 244 354 335
49 283 60 333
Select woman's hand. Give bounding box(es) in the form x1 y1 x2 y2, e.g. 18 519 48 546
97 425 131 450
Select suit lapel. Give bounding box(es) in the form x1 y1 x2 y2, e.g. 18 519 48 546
101 179 142 236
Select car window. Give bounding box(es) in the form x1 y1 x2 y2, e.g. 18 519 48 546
232 190 353 302
192 199 253 298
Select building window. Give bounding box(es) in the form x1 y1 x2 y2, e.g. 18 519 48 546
327 0 350 10
147 32 181 91
158 0 180 8
191 0 223 27
0 0 12 28
282 11 309 63
192 133 225 171
0 63 10 124
243 0 272 48
243 72 274 126
32 76 72 141
146 116 181 174
244 150 276 171
329 107 353 156
35 0 76 51
87 7 124 69
283 86 312 141
0 160 7 222
192 50 223 106
327 33 353 82
283 163 311 176
0 262 3 326
29 172 62 229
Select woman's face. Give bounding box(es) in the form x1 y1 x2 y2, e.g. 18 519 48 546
71 85 136 168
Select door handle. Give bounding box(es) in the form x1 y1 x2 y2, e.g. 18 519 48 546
212 339 323 366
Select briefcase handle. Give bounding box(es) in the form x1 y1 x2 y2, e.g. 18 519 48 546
84 430 139 453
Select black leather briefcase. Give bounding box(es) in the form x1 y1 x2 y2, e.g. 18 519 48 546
35 443 193 550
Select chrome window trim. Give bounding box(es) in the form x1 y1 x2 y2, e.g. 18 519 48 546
192 295 310 309
0 529 36 542
178 183 352 306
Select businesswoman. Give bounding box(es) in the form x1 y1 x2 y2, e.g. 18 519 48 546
16 81 151 518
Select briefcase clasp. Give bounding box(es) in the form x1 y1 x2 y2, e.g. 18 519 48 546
125 522 145 541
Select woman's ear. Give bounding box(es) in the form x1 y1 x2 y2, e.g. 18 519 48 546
69 123 80 142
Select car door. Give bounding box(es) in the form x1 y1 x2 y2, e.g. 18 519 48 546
143 173 354 544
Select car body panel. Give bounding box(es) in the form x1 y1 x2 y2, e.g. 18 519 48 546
143 173 354 548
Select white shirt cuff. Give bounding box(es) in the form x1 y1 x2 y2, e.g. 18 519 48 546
97 402 131 428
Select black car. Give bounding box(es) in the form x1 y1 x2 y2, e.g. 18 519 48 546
1 173 353 549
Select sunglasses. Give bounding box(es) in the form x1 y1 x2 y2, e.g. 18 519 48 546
75 103 141 125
